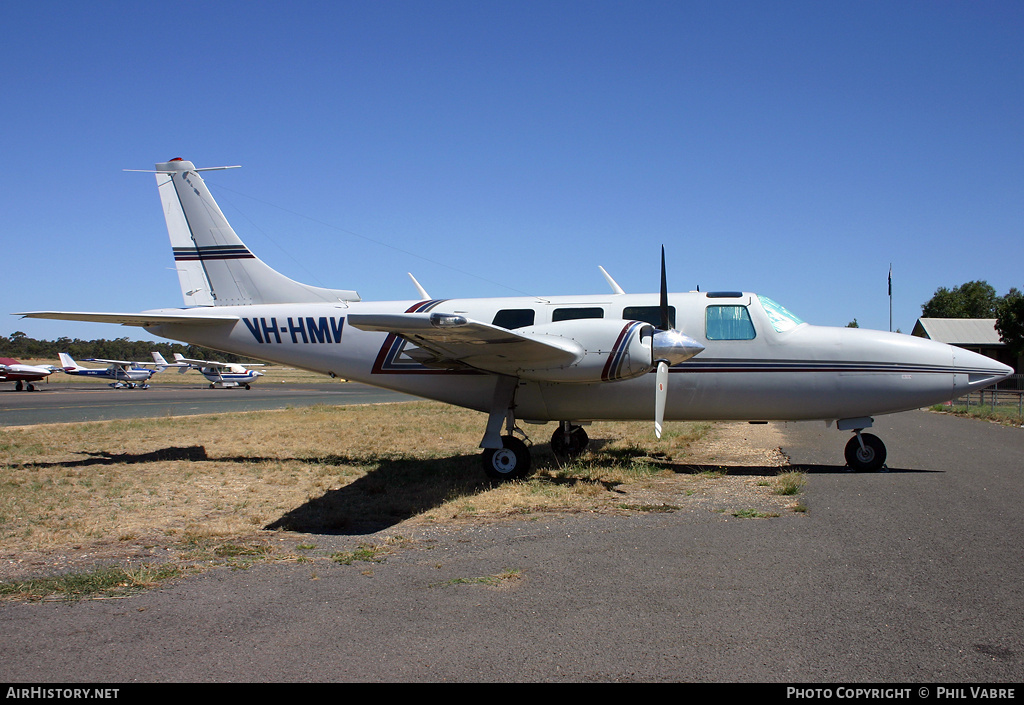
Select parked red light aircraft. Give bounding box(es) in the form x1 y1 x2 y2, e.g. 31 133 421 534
0 357 57 391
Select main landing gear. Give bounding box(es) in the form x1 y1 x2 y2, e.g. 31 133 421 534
481 435 532 481
838 418 887 472
551 422 589 458
479 376 533 481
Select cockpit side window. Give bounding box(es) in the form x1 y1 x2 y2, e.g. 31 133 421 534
492 309 536 330
706 305 756 340
757 296 805 333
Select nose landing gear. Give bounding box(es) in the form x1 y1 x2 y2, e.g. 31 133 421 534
837 417 887 472
844 431 887 472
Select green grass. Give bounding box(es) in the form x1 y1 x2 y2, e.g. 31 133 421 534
0 563 186 602
774 471 807 496
931 402 1024 426
434 569 522 588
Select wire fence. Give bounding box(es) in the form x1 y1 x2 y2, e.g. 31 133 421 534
949 374 1024 419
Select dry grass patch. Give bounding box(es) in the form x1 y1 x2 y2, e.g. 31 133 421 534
1 401 801 589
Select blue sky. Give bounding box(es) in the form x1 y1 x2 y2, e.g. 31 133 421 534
3 1 1021 345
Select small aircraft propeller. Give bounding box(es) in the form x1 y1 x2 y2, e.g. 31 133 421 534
650 246 704 438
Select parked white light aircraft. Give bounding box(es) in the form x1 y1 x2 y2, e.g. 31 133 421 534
18 158 1013 479
0 357 58 391
152 351 264 389
57 353 160 389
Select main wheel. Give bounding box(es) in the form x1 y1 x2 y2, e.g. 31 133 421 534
844 433 886 472
551 425 589 458
481 436 532 481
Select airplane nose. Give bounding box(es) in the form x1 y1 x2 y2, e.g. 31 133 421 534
953 347 1014 392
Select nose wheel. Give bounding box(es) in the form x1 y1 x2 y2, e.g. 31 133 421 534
844 432 886 472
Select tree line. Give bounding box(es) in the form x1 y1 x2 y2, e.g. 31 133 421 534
0 331 249 364
922 280 1024 356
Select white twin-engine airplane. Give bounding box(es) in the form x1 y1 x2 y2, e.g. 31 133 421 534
18 158 1013 479
152 352 264 389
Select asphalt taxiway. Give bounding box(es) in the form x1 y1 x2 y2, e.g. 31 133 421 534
0 381 417 426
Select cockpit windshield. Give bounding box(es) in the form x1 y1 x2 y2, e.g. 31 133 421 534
758 296 805 333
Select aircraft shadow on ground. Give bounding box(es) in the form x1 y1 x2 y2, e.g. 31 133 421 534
16 445 211 468
14 443 937 537
786 463 938 475
265 452 499 535
16 444 491 535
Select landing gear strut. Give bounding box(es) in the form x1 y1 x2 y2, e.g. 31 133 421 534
479 376 533 481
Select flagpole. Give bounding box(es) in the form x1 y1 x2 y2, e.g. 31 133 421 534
888 265 892 332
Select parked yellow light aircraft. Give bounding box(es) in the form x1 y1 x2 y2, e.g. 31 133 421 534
17 159 1012 479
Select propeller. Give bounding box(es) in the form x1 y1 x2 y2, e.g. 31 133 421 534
651 246 704 438
655 356 669 438
655 246 670 438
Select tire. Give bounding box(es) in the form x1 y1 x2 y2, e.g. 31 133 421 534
551 425 589 458
844 433 886 472
482 436 532 481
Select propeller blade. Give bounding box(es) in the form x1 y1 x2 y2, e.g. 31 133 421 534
659 245 669 331
655 360 668 438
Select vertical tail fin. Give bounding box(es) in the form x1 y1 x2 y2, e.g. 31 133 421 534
154 159 360 307
58 353 79 371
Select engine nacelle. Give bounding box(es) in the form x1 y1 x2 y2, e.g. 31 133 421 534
512 319 702 383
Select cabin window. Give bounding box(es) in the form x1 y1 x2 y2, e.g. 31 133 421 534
552 307 604 322
492 309 535 330
622 305 675 329
705 305 756 340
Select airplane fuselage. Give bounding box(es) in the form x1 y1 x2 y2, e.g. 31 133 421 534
198 366 262 387
142 290 1005 425
66 367 155 383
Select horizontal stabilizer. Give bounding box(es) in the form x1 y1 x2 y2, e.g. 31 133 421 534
14 311 239 327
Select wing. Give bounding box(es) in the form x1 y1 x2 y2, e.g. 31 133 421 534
174 357 262 368
348 312 582 374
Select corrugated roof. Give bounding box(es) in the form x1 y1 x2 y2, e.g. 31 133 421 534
912 318 1003 345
